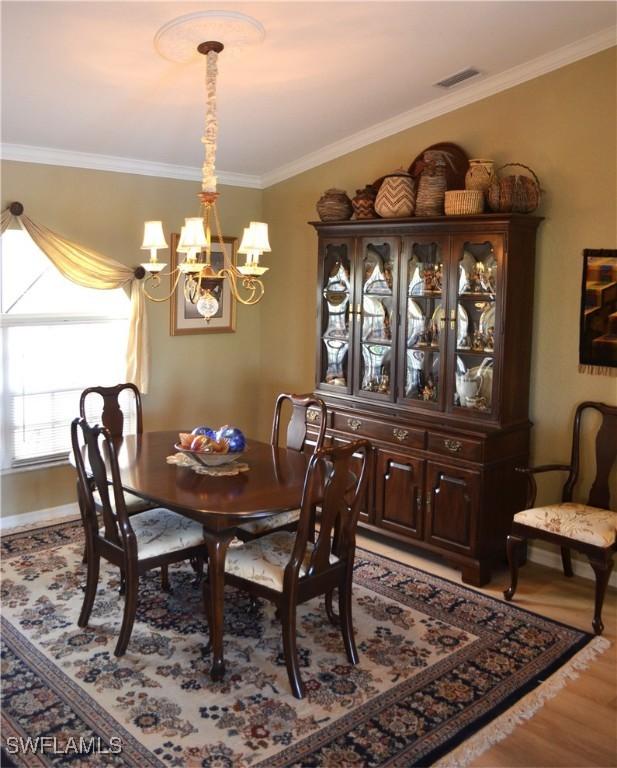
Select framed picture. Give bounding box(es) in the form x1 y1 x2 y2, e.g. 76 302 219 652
169 232 237 335
578 249 617 373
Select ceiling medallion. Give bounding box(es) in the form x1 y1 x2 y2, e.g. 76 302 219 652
154 10 265 64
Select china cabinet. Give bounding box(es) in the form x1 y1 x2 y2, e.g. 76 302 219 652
307 213 542 585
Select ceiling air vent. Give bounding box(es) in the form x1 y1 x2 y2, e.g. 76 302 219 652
434 67 481 89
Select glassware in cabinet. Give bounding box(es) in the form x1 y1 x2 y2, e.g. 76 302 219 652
398 237 448 408
354 237 399 400
318 239 354 391
450 236 503 417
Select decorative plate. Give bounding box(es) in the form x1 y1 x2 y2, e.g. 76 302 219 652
407 299 425 344
431 303 468 346
174 444 244 466
408 143 469 190
479 303 496 334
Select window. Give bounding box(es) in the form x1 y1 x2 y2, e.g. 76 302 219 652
1 229 134 469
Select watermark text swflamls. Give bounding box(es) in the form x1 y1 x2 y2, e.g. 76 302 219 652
5 736 122 755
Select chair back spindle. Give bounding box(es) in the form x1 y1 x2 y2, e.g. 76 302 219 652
287 440 370 583
271 393 327 453
564 402 617 509
79 383 143 439
73 417 134 550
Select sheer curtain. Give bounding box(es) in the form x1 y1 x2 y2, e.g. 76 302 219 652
1 207 149 392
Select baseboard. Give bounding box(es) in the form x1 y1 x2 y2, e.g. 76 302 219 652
528 543 617 589
0 503 80 532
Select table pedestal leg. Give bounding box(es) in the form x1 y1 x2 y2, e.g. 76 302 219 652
202 530 234 681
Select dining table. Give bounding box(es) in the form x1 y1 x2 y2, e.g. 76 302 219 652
79 430 310 681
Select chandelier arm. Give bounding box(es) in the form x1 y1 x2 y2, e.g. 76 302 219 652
141 268 184 303
219 267 264 306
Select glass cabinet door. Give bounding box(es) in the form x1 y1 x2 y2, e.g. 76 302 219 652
354 238 399 400
318 240 353 391
398 237 448 408
449 235 503 417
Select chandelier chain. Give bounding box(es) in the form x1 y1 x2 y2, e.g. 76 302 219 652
202 50 218 194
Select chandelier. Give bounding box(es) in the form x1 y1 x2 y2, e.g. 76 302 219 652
139 15 270 320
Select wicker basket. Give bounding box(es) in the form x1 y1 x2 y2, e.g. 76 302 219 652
487 163 541 213
444 189 484 216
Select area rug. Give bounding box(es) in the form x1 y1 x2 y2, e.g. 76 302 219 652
0 520 608 767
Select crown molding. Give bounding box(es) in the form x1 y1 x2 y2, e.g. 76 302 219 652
2 27 614 191
261 26 617 188
0 143 263 189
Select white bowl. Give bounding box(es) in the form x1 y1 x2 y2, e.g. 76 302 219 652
174 444 244 467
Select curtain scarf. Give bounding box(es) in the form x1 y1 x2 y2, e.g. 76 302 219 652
1 208 149 392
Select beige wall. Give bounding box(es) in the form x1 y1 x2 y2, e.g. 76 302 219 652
1 162 264 517
2 47 616 522
260 47 617 505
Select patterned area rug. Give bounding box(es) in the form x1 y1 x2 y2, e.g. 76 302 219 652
0 520 608 767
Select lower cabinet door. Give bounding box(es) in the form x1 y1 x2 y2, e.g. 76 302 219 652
332 436 374 523
375 450 424 539
425 461 480 554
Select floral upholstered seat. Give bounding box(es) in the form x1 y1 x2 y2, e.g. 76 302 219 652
513 503 617 548
99 507 205 560
93 489 152 515
224 530 338 592
236 509 300 536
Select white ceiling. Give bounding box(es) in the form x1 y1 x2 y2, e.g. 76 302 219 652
2 2 616 185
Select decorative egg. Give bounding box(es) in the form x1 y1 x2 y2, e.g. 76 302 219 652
216 425 246 453
192 426 216 439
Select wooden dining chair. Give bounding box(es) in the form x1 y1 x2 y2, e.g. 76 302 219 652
504 401 617 634
235 393 327 539
71 417 207 656
213 438 371 698
79 383 154 516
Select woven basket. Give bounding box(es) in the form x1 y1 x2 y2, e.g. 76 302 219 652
444 190 484 216
415 150 447 216
487 163 541 213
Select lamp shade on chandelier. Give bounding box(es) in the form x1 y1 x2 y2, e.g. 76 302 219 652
139 12 270 320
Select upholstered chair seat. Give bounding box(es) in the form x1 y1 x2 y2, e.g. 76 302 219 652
236 509 300 537
225 530 338 591
99 507 206 561
513 503 617 548
93 489 152 516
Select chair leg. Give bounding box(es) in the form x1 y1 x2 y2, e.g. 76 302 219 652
325 589 339 626
503 534 525 601
589 555 613 635
249 596 260 612
77 552 100 627
201 579 213 654
190 556 205 587
280 602 304 699
561 546 574 578
161 564 170 592
338 570 358 665
115 573 138 657
119 570 126 596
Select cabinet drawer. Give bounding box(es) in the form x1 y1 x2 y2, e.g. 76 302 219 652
333 412 424 449
427 433 482 461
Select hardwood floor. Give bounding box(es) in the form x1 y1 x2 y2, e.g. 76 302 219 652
357 531 617 768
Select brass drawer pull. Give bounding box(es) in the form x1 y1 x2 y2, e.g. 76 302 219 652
306 410 320 423
444 439 462 453
347 418 362 432
393 428 409 442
